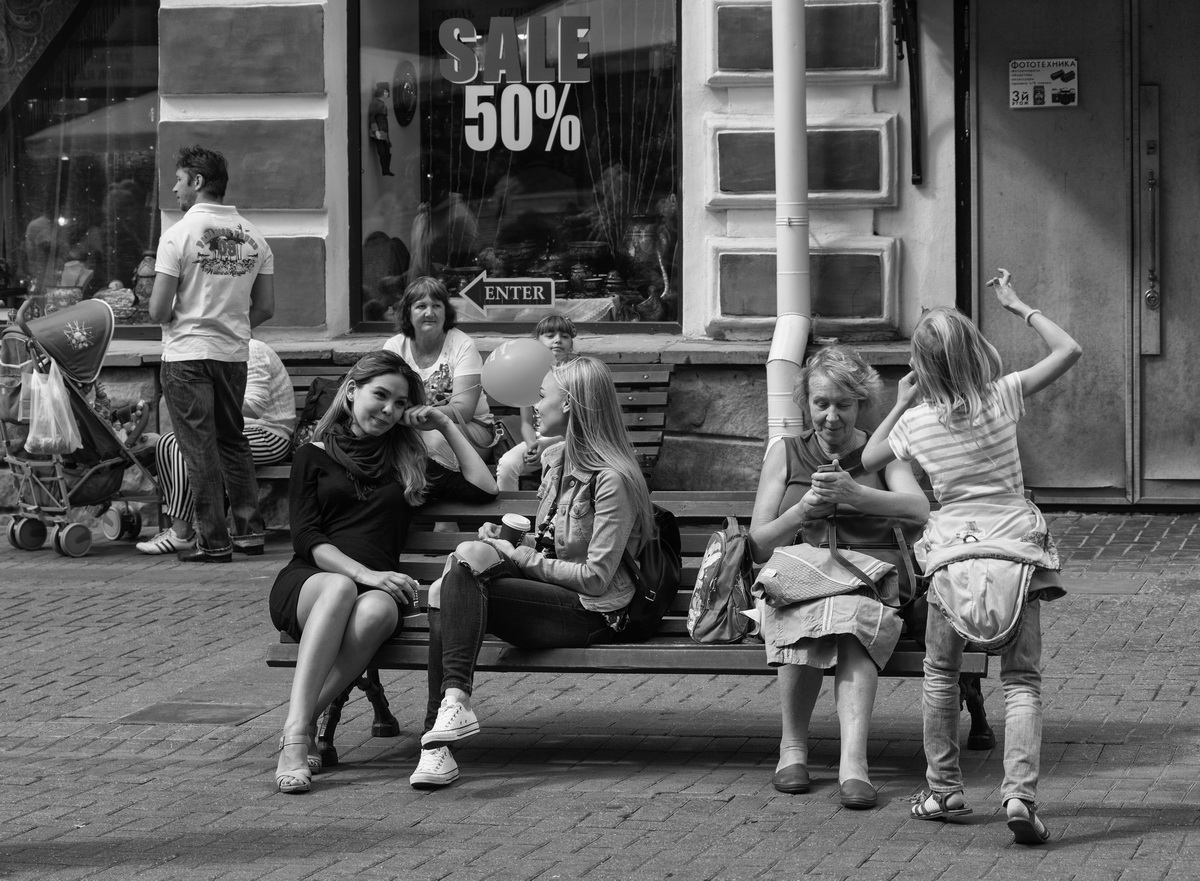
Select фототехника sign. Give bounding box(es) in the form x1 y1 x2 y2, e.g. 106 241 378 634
1009 58 1078 109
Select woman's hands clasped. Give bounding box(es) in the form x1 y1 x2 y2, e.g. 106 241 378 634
805 460 865 512
357 568 420 606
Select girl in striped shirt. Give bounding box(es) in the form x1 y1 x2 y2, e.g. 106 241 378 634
862 268 1082 845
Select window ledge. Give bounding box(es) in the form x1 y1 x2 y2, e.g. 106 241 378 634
103 331 912 368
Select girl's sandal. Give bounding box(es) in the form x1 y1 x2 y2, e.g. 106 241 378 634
275 735 313 794
909 789 972 821
1006 798 1050 845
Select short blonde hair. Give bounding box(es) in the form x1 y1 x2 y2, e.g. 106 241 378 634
792 345 883 422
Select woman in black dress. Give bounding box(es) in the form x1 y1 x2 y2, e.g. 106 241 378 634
270 351 496 793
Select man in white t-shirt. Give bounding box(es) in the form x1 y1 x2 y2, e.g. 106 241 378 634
148 145 275 563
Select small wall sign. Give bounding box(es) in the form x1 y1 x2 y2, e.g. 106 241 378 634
1009 58 1078 109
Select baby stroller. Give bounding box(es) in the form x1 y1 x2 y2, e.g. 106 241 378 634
1 299 159 557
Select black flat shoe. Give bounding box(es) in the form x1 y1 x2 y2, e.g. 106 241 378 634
839 778 878 809
233 544 264 556
177 547 232 563
772 763 810 794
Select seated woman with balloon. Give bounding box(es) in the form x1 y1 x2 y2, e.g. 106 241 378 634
407 356 657 790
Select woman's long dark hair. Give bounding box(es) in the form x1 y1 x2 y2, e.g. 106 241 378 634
314 351 430 505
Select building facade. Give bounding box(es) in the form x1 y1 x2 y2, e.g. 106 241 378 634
1 0 1194 505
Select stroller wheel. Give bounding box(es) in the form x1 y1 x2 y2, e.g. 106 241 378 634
53 522 92 558
9 517 47 551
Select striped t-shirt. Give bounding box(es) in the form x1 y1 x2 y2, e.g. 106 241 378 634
889 373 1026 505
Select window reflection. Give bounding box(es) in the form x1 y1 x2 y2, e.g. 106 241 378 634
1 0 159 325
359 0 680 327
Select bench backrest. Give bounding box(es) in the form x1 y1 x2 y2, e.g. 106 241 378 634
281 361 672 471
404 490 756 618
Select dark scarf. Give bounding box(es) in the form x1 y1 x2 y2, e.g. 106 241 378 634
324 422 393 499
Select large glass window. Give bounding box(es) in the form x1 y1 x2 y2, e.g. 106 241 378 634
357 0 680 330
0 0 159 328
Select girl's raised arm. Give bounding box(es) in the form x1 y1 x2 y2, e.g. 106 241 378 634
989 268 1083 397
861 371 920 473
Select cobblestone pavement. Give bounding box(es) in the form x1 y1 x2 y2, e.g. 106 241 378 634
0 512 1197 880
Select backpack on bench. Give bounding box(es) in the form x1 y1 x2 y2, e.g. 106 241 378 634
687 516 758 644
613 504 683 643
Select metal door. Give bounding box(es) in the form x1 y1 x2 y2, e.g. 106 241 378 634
972 1 1200 504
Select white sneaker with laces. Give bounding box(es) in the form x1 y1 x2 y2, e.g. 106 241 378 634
135 528 196 555
420 698 479 748
409 747 459 789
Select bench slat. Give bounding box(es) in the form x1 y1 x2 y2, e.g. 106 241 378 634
266 637 984 676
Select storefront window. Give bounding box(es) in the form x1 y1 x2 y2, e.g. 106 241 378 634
357 0 680 329
0 0 159 327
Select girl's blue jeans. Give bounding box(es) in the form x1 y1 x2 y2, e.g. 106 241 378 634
923 598 1043 805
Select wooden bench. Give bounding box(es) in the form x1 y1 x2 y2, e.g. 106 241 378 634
256 360 673 483
265 490 991 763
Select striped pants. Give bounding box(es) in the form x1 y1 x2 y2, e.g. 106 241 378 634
156 429 291 524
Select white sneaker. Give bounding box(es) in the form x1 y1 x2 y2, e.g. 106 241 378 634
135 528 196 555
409 747 459 789
420 698 479 748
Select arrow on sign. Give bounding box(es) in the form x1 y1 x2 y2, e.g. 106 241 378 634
458 272 556 316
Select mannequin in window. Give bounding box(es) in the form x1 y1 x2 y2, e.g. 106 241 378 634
368 82 394 177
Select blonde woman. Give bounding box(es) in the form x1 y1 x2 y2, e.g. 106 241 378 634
409 357 656 789
749 345 930 809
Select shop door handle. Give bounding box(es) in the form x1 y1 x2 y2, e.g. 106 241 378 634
1145 171 1161 311
1139 85 1162 355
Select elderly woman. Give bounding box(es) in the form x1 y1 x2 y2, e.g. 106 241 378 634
748 345 929 809
383 276 496 468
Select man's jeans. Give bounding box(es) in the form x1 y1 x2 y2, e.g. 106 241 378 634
423 557 614 733
160 359 264 554
923 598 1043 804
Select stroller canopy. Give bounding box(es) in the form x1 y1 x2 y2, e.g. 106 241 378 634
22 300 115 385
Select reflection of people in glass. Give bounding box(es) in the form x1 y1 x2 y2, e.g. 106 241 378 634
409 164 478 278
83 180 149 290
23 208 55 290
490 150 581 252
368 82 394 176
362 231 410 320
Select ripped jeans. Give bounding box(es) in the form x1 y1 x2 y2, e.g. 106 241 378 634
923 598 1043 804
424 556 615 733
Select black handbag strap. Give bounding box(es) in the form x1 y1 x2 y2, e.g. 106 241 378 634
825 516 880 591
825 510 920 608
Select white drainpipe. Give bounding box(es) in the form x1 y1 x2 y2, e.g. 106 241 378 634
767 0 810 447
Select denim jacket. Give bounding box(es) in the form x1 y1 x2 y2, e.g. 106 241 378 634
508 443 641 612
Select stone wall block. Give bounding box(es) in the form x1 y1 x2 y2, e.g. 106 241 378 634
653 435 762 492
666 366 767 439
158 120 325 210
160 5 325 95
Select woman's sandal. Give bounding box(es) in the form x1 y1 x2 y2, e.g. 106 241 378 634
277 732 322 774
909 789 972 821
275 735 313 794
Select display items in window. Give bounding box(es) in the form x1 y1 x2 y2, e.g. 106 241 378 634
359 1 680 326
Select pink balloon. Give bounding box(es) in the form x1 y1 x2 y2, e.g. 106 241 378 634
481 338 556 407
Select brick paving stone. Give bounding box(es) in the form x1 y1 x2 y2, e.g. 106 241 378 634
1 517 1199 880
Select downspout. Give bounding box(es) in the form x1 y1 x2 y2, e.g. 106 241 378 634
767 0 810 446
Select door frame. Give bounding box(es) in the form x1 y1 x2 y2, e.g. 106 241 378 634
959 0 1141 505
